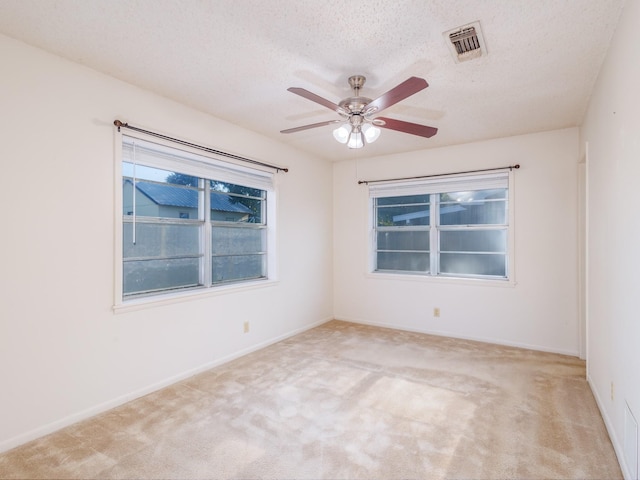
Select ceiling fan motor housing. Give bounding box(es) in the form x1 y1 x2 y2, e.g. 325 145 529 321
339 96 372 114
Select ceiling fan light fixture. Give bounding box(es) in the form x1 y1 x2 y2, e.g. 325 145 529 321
332 123 351 144
362 123 381 144
347 129 364 149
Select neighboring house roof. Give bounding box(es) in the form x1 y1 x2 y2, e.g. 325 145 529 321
132 180 253 214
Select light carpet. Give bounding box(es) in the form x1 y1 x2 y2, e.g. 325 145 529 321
0 320 622 479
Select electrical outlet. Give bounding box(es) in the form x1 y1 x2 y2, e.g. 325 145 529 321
433 307 441 317
243 321 250 333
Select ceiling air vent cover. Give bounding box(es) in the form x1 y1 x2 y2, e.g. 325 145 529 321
444 21 486 63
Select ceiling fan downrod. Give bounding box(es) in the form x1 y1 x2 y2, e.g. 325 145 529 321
348 75 366 96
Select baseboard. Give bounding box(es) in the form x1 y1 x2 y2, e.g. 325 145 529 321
587 374 632 480
333 315 581 357
0 316 332 455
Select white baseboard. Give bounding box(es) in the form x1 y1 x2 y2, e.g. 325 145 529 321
0 316 331 455
334 315 581 357
587 374 632 480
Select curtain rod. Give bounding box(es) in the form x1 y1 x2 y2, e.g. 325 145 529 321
358 164 520 185
114 120 288 173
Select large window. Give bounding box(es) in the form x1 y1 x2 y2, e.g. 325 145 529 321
119 135 274 300
371 172 511 280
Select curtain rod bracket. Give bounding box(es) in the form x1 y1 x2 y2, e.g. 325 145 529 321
113 119 127 132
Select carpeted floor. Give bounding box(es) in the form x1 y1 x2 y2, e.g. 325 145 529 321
0 320 622 479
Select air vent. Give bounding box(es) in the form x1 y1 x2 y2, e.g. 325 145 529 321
444 21 486 63
451 27 480 54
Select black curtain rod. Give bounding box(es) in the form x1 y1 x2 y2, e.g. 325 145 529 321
358 164 520 185
114 120 288 173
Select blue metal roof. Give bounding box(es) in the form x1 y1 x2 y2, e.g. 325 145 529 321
134 181 253 214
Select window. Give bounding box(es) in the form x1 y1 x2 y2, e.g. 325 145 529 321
119 135 274 300
371 172 511 280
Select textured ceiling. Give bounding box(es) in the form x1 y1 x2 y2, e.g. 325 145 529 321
0 0 625 161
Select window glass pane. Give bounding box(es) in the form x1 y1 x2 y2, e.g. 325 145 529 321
440 189 506 202
123 162 199 186
123 223 200 258
210 185 264 223
211 226 265 255
377 205 430 226
440 230 506 253
232 197 263 224
211 180 264 199
124 258 200 295
378 205 430 226
376 194 430 206
212 254 266 283
376 196 429 226
122 181 200 219
376 252 429 272
439 253 506 277
377 230 429 251
439 189 506 225
211 225 265 283
122 222 200 260
122 165 202 219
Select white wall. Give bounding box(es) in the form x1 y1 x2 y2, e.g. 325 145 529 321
0 34 333 452
581 0 640 477
334 128 580 355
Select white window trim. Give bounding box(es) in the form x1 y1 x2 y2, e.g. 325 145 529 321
366 170 516 286
113 128 278 311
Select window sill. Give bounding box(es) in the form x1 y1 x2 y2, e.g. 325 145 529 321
365 271 516 288
113 278 278 314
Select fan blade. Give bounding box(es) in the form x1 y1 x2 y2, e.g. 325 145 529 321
287 87 345 113
280 119 343 134
364 77 428 114
376 117 438 138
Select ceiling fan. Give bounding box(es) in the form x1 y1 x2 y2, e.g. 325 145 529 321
280 75 438 149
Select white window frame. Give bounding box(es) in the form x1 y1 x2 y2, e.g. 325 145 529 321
368 170 515 285
114 129 278 311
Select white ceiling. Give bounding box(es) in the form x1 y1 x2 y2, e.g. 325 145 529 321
0 0 625 161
